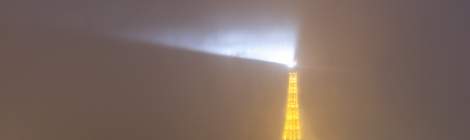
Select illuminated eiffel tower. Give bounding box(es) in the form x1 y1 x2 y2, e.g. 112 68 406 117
282 71 301 140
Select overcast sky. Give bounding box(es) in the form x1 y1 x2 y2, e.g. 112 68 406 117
1 0 469 140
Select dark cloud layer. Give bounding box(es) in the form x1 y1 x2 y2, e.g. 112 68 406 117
1 0 469 140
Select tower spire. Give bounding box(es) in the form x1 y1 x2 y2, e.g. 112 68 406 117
282 71 301 140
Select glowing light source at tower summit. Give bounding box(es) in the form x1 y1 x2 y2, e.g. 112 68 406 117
125 24 298 67
119 0 299 67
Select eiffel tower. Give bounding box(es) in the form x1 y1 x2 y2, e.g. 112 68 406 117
282 72 301 140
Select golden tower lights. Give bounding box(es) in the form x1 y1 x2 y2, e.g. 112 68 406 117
282 71 301 140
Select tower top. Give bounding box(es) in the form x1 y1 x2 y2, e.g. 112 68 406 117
283 71 301 140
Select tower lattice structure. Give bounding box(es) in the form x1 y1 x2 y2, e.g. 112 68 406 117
282 72 301 140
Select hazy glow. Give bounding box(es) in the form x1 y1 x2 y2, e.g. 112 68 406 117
119 0 299 67
283 72 301 140
124 22 298 67
203 28 298 66
118 0 299 67
286 61 297 68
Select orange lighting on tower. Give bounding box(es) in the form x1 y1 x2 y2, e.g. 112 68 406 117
282 72 301 140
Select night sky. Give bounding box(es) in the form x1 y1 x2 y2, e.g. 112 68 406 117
1 0 469 140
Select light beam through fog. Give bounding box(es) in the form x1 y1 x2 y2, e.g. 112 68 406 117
145 25 297 67
121 0 299 67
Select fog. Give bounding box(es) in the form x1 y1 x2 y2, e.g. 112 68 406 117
1 0 469 140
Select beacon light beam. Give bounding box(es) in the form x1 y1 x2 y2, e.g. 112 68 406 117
124 24 298 67
118 0 299 67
